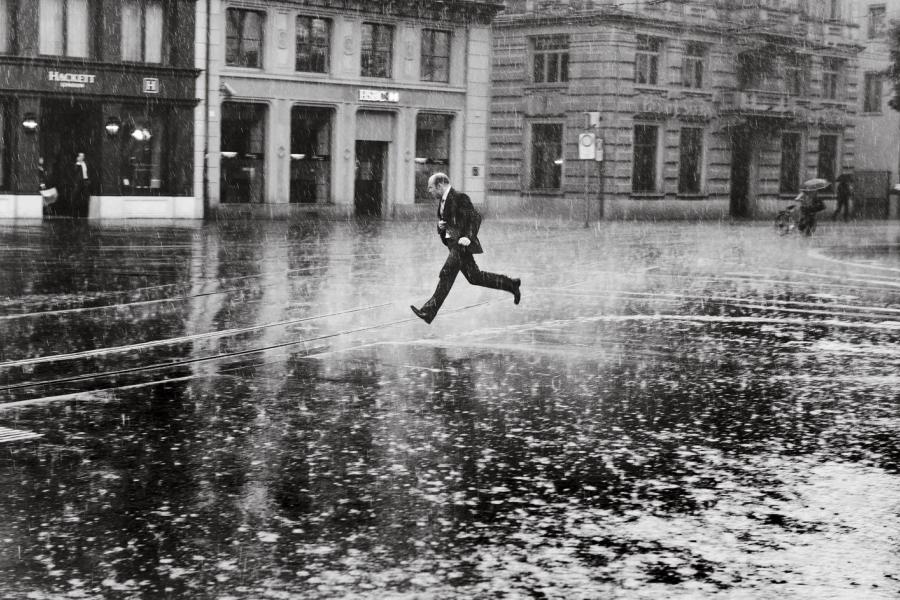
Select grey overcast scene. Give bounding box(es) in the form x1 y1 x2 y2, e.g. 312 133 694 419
2 1 900 599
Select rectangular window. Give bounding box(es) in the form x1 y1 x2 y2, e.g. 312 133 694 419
869 5 886 38
415 114 452 202
784 54 808 96
678 128 703 194
0 0 15 54
361 22 393 78
817 134 838 185
421 29 450 83
529 123 563 190
226 8 264 68
681 42 704 89
122 109 166 193
296 16 329 73
290 107 332 204
635 36 661 85
823 57 841 100
122 0 164 63
221 103 267 203
531 36 568 84
632 124 658 193
40 0 91 57
0 103 8 190
780 132 801 194
864 72 883 112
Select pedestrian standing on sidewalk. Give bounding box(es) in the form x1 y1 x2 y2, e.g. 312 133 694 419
38 157 58 212
833 174 852 221
73 152 91 218
410 172 521 324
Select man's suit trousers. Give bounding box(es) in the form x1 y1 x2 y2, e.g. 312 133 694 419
423 246 516 315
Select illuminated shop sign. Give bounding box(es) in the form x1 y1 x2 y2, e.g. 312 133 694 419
359 89 400 103
48 70 97 88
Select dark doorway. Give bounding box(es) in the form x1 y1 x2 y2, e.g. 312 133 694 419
730 133 751 218
354 140 386 217
40 100 101 217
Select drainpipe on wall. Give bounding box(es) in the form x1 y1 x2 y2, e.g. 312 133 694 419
202 0 211 218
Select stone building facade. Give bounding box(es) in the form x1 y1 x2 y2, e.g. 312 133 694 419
197 0 503 218
849 0 900 218
488 0 862 220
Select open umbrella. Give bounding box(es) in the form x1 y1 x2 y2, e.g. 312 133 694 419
800 178 831 191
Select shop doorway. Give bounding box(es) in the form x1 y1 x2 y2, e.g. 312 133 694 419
41 100 101 216
354 141 386 217
730 134 752 218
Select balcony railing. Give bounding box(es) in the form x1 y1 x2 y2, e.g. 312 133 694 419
719 89 793 116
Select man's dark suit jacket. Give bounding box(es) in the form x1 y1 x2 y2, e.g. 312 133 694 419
437 188 483 254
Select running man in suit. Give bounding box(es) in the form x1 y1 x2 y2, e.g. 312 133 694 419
411 173 521 324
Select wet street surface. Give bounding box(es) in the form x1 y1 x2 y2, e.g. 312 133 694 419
1 218 899 599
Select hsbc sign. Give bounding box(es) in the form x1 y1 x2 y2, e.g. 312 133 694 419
359 89 400 103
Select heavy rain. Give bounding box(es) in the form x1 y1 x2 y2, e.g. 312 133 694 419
2 218 900 599
2 0 900 598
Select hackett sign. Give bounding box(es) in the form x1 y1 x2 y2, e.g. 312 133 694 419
48 70 97 88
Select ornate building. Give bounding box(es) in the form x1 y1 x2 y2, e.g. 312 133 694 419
198 0 503 218
488 0 862 219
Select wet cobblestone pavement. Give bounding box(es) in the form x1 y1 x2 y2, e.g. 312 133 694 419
1 218 900 599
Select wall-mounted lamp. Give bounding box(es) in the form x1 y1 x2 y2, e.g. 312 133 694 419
22 114 38 132
131 127 152 141
104 117 121 136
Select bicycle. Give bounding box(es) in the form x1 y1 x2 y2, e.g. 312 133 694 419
774 204 817 236
774 204 798 235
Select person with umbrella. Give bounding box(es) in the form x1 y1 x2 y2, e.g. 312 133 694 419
796 178 829 236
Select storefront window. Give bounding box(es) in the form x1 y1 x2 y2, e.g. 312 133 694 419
290 106 331 204
0 0 15 54
361 23 392 78
122 112 165 194
633 124 658 193
122 0 164 63
678 127 703 194
817 134 838 186
221 102 266 204
780 132 801 194
226 8 264 68
40 0 91 58
415 114 451 203
529 123 563 191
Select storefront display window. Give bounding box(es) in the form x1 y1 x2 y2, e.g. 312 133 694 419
290 106 332 204
221 102 266 204
415 113 451 202
123 112 165 193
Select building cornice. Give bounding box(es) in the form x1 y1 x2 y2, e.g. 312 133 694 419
258 0 505 24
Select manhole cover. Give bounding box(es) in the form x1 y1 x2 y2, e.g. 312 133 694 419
0 426 42 443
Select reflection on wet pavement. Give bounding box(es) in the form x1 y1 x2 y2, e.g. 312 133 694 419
1 219 900 599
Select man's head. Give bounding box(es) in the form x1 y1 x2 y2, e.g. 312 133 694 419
427 172 450 200
76 152 85 162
